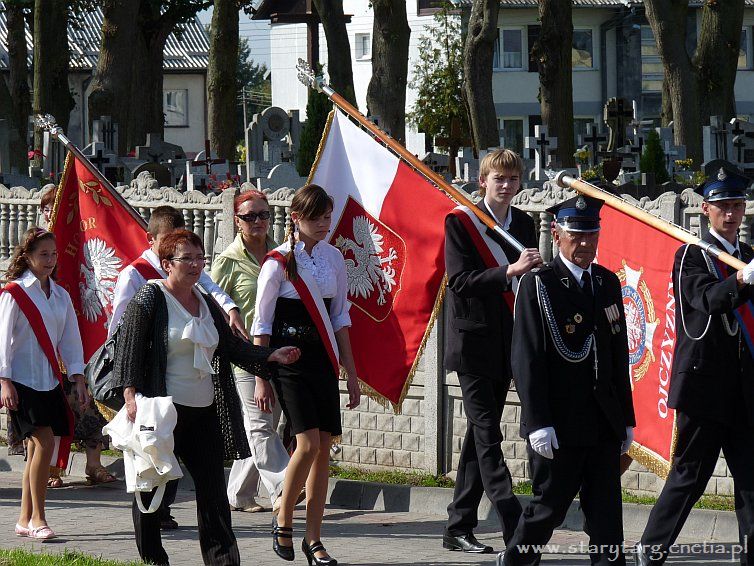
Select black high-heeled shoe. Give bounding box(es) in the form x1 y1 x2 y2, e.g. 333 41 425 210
271 515 294 561
302 539 338 566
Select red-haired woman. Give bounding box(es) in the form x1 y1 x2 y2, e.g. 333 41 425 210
0 228 89 540
113 229 300 566
253 184 361 565
212 190 298 513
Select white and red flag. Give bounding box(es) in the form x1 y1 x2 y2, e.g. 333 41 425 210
49 153 148 361
310 110 455 407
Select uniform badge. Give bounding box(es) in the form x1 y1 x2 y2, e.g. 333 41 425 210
565 324 576 334
576 196 587 210
605 304 621 335
717 167 727 181
574 313 583 323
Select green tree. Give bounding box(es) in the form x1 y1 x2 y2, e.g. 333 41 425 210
640 130 670 184
407 1 468 170
236 36 270 144
296 87 331 177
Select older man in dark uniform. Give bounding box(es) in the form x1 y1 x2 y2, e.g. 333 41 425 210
635 169 754 566
499 195 636 566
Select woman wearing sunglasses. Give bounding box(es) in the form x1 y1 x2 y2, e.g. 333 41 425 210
212 191 302 515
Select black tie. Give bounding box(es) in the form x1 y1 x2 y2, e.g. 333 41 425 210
581 271 594 302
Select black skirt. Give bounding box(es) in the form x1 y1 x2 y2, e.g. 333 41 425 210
9 381 71 439
270 297 342 436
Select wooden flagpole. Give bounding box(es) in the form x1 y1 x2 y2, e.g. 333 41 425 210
33 114 147 230
296 59 526 254
554 171 746 271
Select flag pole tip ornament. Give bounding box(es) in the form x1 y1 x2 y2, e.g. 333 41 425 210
34 114 62 137
695 167 750 202
547 195 603 233
296 58 326 94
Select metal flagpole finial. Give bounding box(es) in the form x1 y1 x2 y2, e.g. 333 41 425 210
296 58 327 94
34 114 63 137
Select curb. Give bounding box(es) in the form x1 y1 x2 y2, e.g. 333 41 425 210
0 454 740 541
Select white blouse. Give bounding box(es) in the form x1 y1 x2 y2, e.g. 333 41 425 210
159 282 218 408
0 270 85 391
252 240 351 336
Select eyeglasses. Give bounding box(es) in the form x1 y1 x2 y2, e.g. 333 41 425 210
236 211 271 223
169 256 208 266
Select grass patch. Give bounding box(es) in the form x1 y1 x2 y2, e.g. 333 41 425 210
622 490 734 512
0 548 143 565
329 465 454 488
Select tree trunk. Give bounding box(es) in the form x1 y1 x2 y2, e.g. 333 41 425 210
312 0 357 107
128 1 177 149
6 2 31 171
644 0 702 165
366 0 410 143
532 1 575 168
661 75 674 126
33 0 75 155
694 0 745 126
207 0 239 160
88 0 139 155
463 0 499 153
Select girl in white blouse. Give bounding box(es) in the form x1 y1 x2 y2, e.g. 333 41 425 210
253 184 360 565
0 228 89 540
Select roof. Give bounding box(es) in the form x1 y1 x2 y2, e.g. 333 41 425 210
0 4 210 72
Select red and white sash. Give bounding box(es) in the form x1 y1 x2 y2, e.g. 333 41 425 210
449 205 517 312
265 249 340 375
131 256 163 281
2 282 75 469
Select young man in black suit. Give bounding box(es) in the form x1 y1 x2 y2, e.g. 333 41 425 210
442 149 542 554
635 169 754 566
500 195 636 566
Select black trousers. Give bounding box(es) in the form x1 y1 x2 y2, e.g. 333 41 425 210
446 373 522 543
132 404 239 566
640 411 754 565
503 443 625 566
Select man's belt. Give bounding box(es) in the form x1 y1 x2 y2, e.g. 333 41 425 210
273 322 320 343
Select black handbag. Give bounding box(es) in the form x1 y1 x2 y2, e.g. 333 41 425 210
85 325 124 411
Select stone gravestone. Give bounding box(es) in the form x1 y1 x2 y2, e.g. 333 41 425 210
729 119 754 174
246 107 301 181
132 162 171 188
42 130 66 182
129 133 187 186
187 144 230 191
603 97 634 152
135 133 185 163
525 125 557 181
256 163 307 192
82 141 121 185
703 116 733 164
703 159 742 180
91 116 119 154
579 122 607 168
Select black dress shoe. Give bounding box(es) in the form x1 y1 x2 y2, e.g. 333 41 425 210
442 533 493 553
302 539 337 566
272 515 294 561
159 515 178 530
633 543 660 566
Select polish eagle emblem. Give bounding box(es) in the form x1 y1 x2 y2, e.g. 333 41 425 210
79 237 122 324
330 197 405 322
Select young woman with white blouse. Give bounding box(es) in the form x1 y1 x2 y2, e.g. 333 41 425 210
0 228 89 540
253 184 361 565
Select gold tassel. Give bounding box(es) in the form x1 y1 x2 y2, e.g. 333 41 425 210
46 152 74 232
306 108 336 185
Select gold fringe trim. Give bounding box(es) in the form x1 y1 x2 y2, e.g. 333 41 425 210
96 401 118 423
627 409 678 480
47 152 74 233
306 108 337 186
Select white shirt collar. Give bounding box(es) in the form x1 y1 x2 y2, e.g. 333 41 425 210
483 198 513 231
19 269 62 297
709 228 740 256
558 254 593 286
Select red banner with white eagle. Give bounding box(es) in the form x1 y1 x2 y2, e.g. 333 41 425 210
597 203 680 478
49 152 147 361
310 110 455 408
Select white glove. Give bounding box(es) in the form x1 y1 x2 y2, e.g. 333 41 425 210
621 426 634 454
743 259 754 285
529 426 559 459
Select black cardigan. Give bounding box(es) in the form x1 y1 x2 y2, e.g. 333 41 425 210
112 283 277 460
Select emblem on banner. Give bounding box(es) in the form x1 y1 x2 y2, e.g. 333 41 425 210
79 237 122 325
616 260 659 386
331 197 406 322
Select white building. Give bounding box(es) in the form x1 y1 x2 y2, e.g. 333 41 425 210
0 5 210 154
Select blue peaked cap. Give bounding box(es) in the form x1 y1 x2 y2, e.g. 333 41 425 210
546 195 603 233
697 167 750 202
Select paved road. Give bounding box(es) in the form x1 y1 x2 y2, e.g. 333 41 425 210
0 470 745 565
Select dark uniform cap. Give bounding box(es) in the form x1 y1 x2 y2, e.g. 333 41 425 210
696 167 750 202
546 195 603 233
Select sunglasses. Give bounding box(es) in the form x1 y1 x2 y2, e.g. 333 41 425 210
236 211 271 223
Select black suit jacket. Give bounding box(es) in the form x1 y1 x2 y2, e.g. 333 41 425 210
443 203 537 380
669 233 754 426
512 256 636 446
